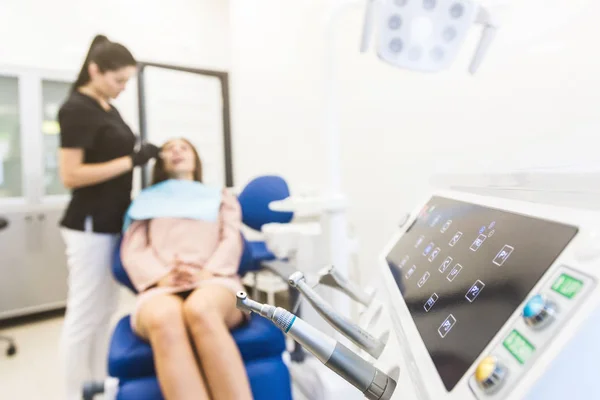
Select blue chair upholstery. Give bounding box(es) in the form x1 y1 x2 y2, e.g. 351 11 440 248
238 175 293 273
107 176 294 400
238 175 293 232
109 314 287 380
116 357 293 400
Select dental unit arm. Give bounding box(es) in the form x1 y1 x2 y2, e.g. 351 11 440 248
288 271 385 359
469 6 499 74
318 265 375 307
236 292 397 400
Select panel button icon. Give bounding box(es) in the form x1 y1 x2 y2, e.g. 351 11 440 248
440 219 452 233
493 245 514 266
418 271 431 288
439 256 453 273
447 264 463 282
449 231 463 247
415 235 425 248
424 293 439 312
405 265 417 279
423 242 435 256
399 255 410 269
438 314 457 338
465 280 485 302
428 247 441 262
470 234 487 252
430 214 442 227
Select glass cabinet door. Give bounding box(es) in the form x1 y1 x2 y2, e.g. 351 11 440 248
0 76 23 198
41 80 71 196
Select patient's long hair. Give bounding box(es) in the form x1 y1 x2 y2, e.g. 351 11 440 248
152 138 203 184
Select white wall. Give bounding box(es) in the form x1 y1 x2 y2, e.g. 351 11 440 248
0 0 231 128
229 0 329 191
0 0 230 70
230 0 600 284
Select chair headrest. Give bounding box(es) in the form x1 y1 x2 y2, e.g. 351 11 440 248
238 175 293 231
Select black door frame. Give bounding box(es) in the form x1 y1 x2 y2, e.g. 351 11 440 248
136 62 234 188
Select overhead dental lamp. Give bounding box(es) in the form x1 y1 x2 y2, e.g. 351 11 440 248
360 0 498 73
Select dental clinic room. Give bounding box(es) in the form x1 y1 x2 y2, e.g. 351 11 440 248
1 0 600 399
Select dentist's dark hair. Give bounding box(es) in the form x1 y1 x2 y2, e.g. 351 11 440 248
72 34 137 92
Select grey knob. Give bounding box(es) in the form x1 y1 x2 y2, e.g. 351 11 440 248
523 294 556 329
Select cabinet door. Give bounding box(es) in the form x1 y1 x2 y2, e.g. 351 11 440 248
0 208 68 319
0 211 31 318
24 207 68 310
0 76 23 199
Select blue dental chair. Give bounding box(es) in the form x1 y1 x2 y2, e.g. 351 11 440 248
99 176 295 400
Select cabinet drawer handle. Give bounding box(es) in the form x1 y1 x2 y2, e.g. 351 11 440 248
0 217 8 230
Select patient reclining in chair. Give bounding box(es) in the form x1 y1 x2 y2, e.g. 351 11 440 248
120 138 253 400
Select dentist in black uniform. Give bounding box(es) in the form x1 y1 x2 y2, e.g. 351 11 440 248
57 34 158 399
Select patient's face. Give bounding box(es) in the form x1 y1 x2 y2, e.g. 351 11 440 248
161 139 196 177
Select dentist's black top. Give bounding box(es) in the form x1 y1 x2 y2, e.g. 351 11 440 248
58 91 136 234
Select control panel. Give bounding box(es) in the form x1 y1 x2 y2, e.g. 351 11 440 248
370 189 600 400
468 266 594 398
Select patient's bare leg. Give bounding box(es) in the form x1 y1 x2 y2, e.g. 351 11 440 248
184 285 253 400
137 293 210 400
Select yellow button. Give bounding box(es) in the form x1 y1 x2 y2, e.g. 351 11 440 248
475 356 497 383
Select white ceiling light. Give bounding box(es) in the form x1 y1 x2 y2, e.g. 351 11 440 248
360 0 499 74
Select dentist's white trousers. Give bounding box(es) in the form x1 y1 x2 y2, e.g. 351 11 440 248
60 228 120 400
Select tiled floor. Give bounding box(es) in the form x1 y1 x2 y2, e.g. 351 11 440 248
0 289 136 400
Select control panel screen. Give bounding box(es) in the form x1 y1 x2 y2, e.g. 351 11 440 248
386 196 578 391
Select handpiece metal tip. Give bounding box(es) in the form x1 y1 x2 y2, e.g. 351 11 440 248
236 292 249 311
288 271 305 287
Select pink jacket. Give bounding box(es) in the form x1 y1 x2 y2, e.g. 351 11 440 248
120 190 243 292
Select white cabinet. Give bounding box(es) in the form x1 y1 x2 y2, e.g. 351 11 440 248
0 67 74 319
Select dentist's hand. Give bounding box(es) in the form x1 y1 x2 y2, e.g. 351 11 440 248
131 142 160 166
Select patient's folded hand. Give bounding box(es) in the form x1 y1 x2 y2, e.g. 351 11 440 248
162 263 215 287
195 269 215 281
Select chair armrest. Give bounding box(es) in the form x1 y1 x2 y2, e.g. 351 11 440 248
112 235 138 293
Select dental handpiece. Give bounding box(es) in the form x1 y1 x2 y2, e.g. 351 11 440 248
236 292 396 400
318 265 375 307
289 271 385 359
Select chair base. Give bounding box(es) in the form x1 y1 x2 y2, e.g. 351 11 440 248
83 382 105 400
0 335 17 357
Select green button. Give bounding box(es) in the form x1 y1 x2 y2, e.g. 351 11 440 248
503 330 535 365
551 273 583 299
